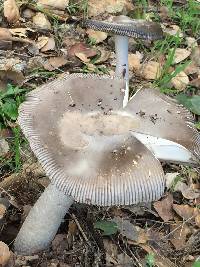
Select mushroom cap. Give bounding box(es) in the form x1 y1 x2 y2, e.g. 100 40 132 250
83 15 163 40
125 88 200 163
18 73 165 206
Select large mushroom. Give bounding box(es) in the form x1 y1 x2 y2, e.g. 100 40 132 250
14 74 165 255
84 15 200 164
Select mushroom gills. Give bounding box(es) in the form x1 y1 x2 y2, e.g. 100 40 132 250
132 132 196 164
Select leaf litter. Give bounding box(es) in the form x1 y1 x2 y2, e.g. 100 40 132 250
0 0 200 266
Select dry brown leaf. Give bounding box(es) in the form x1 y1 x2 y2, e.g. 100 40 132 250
153 194 174 222
75 52 90 63
174 181 200 200
186 37 198 49
173 48 191 64
171 71 189 90
184 62 199 75
162 24 183 37
190 78 200 89
128 53 142 71
191 46 200 67
68 43 97 58
113 217 148 244
173 204 194 221
9 27 35 38
4 0 20 23
170 223 191 250
86 29 108 44
0 28 12 40
0 204 6 220
22 8 36 19
32 12 51 30
0 241 10 266
0 139 9 157
37 0 69 10
95 48 111 64
41 36 55 52
36 36 49 49
88 0 133 17
43 56 68 71
140 61 162 80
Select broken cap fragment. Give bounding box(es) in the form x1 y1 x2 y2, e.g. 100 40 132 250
125 88 200 164
18 73 165 206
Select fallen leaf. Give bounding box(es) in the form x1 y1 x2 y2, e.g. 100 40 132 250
43 56 68 71
37 0 69 10
0 242 10 267
191 46 200 67
88 0 133 17
75 52 90 63
0 204 6 220
170 223 191 249
0 139 9 157
9 27 35 38
103 239 118 265
194 212 200 228
86 29 108 44
22 8 36 19
173 204 194 221
4 0 20 23
186 37 198 49
184 62 199 75
41 36 55 51
0 28 12 40
153 194 174 222
128 53 142 71
68 43 97 58
171 71 189 90
36 36 49 49
113 217 148 244
95 48 111 64
94 220 118 236
190 78 200 89
32 12 51 30
173 48 191 64
140 61 162 80
162 24 183 37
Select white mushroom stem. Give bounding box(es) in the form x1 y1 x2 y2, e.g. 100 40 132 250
114 35 129 108
14 183 74 255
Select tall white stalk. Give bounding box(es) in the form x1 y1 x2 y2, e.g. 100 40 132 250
114 35 129 107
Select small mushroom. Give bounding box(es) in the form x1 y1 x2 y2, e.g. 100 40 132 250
84 16 200 164
83 15 163 106
14 74 165 255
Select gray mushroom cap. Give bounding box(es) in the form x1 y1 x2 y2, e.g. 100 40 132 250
83 15 163 41
18 74 165 206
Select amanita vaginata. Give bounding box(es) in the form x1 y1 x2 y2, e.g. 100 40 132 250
84 15 163 107
14 16 200 255
15 74 165 255
84 16 200 163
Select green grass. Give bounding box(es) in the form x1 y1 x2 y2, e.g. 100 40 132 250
0 84 28 172
161 0 200 36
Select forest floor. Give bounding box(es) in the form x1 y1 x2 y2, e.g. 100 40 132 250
0 0 200 266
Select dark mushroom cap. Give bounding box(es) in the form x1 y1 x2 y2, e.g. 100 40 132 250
18 73 165 206
125 88 200 163
83 15 163 41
